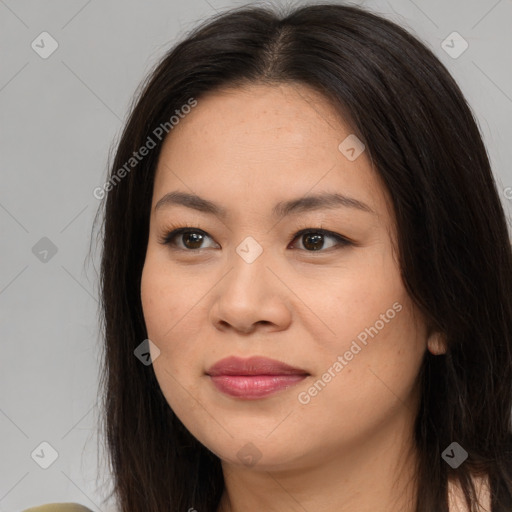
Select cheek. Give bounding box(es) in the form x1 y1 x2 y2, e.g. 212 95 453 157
297 247 405 355
140 255 206 391
289 301 425 459
291 251 425 419
140 254 200 341
320 275 424 392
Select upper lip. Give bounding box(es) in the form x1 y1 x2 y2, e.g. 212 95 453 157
206 356 309 376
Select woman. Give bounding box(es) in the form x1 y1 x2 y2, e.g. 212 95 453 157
26 2 512 511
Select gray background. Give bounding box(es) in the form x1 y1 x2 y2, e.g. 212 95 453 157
1 0 511 510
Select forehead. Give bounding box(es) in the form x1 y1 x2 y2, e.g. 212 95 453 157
152 83 393 225
158 83 349 164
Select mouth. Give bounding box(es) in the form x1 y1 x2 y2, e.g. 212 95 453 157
206 355 310 400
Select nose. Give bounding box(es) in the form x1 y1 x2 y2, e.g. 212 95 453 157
209 246 292 335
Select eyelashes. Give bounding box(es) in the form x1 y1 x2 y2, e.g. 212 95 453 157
157 224 353 253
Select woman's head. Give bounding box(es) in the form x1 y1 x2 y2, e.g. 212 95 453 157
141 79 430 469
96 3 512 511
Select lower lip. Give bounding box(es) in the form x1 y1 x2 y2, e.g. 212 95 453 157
208 374 308 399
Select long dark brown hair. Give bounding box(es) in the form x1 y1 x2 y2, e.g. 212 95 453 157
92 2 512 511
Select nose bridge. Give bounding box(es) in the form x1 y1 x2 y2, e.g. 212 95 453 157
212 233 282 319
235 234 266 267
226 234 270 295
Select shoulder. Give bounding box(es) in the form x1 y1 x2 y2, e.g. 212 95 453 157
21 504 94 512
448 474 491 512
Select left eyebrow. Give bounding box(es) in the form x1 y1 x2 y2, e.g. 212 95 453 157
273 192 375 217
154 191 376 218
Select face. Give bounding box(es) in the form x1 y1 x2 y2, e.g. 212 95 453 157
140 83 430 470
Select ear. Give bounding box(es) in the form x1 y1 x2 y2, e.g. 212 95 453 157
427 330 447 355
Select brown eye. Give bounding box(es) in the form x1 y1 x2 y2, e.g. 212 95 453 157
181 231 205 249
160 228 218 250
290 229 351 251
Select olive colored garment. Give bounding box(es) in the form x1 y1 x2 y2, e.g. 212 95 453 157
22 504 93 512
21 476 491 512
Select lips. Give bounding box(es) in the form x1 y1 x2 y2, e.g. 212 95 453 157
206 356 309 399
206 355 309 377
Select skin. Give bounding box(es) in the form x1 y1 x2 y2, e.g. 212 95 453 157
140 83 446 512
